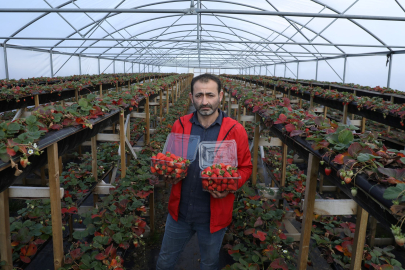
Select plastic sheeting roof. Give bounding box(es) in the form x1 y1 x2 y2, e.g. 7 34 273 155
1 0 405 68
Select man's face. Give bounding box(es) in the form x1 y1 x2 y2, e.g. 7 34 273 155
190 80 223 116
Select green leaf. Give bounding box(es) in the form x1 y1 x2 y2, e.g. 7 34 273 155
73 230 89 240
78 98 88 107
25 115 37 125
112 232 123 244
0 130 5 140
7 122 21 131
338 129 354 145
401 157 405 164
383 186 403 200
252 254 259 263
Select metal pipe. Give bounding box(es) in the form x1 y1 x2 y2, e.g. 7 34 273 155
315 59 318 81
1 37 401 48
343 56 347 83
79 54 82 75
98 58 100 74
50 50 54 77
387 54 393 88
297 62 299 79
2 8 405 21
3 43 9 79
284 63 286 77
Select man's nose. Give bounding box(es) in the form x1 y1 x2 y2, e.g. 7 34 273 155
201 95 209 105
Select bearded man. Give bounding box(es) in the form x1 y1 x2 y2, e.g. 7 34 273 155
156 73 252 270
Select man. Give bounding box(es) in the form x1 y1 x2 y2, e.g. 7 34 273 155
156 73 252 270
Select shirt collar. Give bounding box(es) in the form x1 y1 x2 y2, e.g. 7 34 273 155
190 109 223 127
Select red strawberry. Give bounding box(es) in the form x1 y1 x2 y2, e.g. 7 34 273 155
175 168 183 174
325 167 332 176
213 168 221 175
219 163 226 169
225 165 232 171
228 179 235 184
224 172 231 178
150 166 156 173
232 172 239 178
223 178 228 184
222 184 227 190
20 157 30 168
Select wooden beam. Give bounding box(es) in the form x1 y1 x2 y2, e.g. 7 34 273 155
145 96 150 145
47 143 64 270
34 95 40 107
0 189 12 270
9 186 64 199
166 86 169 114
281 143 288 187
298 154 319 270
342 103 348 124
131 112 147 118
251 113 260 186
119 111 126 179
96 133 120 142
91 136 98 206
99 84 103 97
94 181 114 195
350 205 369 270
159 89 163 124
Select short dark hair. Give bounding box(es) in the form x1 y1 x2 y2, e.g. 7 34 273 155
190 73 221 94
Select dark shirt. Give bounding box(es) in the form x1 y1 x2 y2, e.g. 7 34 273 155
178 109 224 223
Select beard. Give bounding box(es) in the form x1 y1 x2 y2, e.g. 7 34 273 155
194 98 220 116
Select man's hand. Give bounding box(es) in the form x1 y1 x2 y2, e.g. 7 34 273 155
163 176 183 185
209 190 230 199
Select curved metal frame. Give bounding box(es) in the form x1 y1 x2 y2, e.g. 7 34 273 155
0 0 400 72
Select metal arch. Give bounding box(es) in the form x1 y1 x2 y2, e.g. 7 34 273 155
3 0 77 44
45 0 338 65
309 0 392 52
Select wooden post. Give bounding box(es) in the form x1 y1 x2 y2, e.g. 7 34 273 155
166 86 169 114
309 95 314 108
298 154 320 270
91 136 98 206
361 117 366 133
99 84 103 97
252 113 260 186
47 143 64 270
0 189 12 270
171 85 174 105
128 80 131 90
242 107 247 128
342 104 348 124
34 95 40 107
159 89 163 124
228 91 231 117
299 99 302 109
388 96 394 133
145 96 150 145
349 205 369 270
120 111 126 179
75 89 79 102
323 106 328 119
281 143 288 187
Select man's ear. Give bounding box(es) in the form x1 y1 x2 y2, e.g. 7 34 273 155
219 91 224 102
189 92 193 104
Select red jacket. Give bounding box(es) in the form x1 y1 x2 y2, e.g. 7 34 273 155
168 112 253 233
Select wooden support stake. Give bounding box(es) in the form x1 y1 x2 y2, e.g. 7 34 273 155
166 86 169 114
119 111 126 179
281 143 288 187
145 96 150 145
47 143 64 270
342 104 348 124
299 99 302 109
91 136 98 206
0 189 12 270
128 80 131 90
99 84 103 97
252 113 260 186
75 89 79 102
34 95 40 107
242 107 247 128
159 89 163 124
309 95 314 108
228 91 231 117
361 117 366 133
323 106 328 119
298 154 320 270
388 96 394 132
350 205 369 270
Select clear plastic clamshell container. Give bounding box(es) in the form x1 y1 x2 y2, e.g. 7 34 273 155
199 140 241 192
150 133 200 180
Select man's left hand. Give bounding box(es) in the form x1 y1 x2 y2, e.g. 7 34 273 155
209 190 230 199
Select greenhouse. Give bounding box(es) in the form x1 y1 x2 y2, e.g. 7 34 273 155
1 1 405 269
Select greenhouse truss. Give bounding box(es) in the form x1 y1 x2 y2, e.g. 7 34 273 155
1 0 405 91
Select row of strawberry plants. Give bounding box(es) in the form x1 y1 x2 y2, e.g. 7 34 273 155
59 76 192 270
0 72 160 89
220 77 405 233
223 80 405 269
225 75 405 127
0 74 187 177
237 74 405 97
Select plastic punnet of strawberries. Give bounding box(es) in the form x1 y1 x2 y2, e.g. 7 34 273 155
150 152 190 181
200 163 240 192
